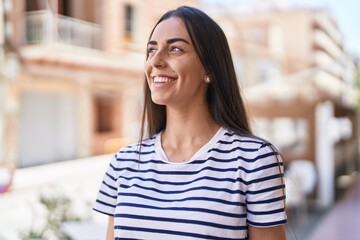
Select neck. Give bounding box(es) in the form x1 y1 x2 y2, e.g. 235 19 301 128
162 106 220 146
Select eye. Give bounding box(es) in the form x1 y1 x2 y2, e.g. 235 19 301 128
147 47 157 54
170 46 182 52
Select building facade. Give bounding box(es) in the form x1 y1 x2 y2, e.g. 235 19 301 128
204 1 359 207
0 0 199 168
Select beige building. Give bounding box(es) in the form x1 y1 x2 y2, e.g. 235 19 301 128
0 0 199 168
207 3 358 160
205 2 359 206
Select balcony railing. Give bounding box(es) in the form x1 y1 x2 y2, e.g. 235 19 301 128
23 10 102 50
313 29 342 59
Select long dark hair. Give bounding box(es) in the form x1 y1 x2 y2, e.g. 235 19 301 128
140 6 252 142
138 7 286 212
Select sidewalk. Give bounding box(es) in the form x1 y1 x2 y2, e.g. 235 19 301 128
0 155 110 239
307 178 360 240
285 174 360 240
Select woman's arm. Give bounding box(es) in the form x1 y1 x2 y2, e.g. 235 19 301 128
106 216 114 240
248 225 286 240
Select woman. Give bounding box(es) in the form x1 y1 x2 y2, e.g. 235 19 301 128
94 6 287 240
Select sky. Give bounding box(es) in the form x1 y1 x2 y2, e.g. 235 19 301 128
202 0 360 57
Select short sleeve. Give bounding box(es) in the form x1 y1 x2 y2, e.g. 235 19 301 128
245 143 287 227
93 154 119 216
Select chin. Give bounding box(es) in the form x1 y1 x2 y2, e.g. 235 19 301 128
151 96 167 106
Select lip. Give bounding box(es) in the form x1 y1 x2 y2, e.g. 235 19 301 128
150 74 178 87
151 74 178 80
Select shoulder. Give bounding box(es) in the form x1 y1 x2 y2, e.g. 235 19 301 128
114 134 157 158
219 128 280 163
105 134 158 171
221 128 275 151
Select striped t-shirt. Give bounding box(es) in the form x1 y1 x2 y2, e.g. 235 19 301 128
93 127 287 240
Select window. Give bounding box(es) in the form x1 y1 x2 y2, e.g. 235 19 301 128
124 4 134 42
247 27 265 45
60 0 71 17
94 97 114 133
257 59 279 82
25 0 46 11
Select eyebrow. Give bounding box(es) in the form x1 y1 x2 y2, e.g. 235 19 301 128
147 38 190 46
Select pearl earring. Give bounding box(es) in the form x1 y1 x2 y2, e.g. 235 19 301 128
204 76 211 83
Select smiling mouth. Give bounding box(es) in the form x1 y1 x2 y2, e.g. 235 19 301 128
153 76 177 83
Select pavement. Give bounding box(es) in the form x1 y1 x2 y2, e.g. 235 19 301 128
0 155 110 240
286 175 360 240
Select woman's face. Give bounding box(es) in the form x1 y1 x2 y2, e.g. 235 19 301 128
145 17 208 109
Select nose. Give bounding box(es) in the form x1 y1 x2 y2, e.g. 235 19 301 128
149 50 166 68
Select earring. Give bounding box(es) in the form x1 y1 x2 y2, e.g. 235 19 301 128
204 76 211 83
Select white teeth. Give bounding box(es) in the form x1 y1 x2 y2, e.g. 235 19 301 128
153 76 175 83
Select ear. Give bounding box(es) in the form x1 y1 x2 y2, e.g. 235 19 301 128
204 75 211 83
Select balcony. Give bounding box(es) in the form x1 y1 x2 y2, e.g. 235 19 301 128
23 10 102 50
313 13 343 47
314 51 344 79
313 29 342 60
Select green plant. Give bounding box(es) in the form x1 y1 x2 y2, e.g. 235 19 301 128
21 190 90 240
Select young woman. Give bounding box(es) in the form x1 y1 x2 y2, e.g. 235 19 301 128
94 6 287 240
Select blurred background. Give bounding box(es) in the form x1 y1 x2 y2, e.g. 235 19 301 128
0 0 359 239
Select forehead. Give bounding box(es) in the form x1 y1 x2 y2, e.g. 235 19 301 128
150 17 190 42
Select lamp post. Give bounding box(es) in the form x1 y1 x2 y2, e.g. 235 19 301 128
0 0 13 194
0 0 6 165
0 0 19 193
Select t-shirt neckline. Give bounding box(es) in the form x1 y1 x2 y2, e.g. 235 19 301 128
154 127 225 164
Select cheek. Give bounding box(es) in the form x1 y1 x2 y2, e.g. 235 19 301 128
144 62 152 79
183 62 206 81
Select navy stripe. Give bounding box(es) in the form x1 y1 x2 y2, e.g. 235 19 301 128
119 175 239 186
116 202 246 218
92 208 113 217
119 150 155 155
118 192 245 206
115 151 280 166
248 162 283 173
115 157 165 165
110 163 281 176
191 152 279 165
208 146 258 153
120 183 284 197
105 172 116 181
111 165 237 175
102 180 117 191
247 184 285 195
127 183 246 195
191 156 283 167
247 219 287 227
247 173 284 185
224 132 234 137
115 238 142 240
136 143 154 147
99 190 117 199
115 213 247 230
218 139 264 145
252 151 279 163
223 132 263 143
115 156 281 167
121 143 153 150
247 207 286 215
247 196 286 204
115 226 246 240
119 173 278 187
95 199 116 208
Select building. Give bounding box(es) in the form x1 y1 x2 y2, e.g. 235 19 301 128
204 1 359 207
0 0 199 168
